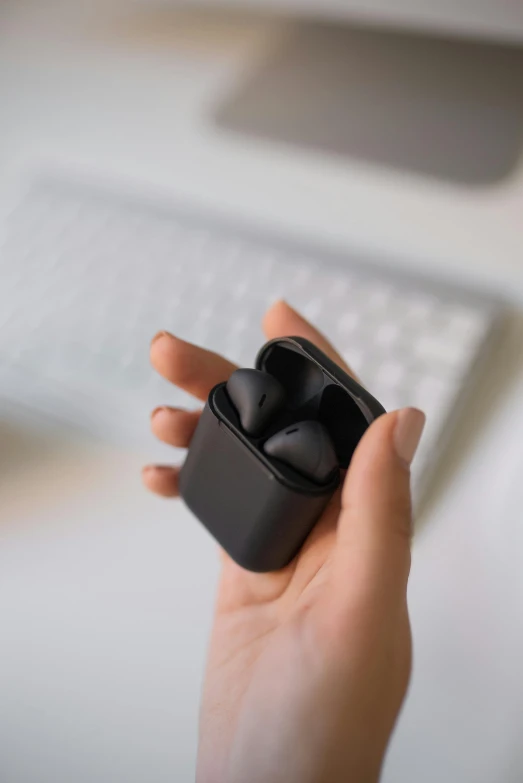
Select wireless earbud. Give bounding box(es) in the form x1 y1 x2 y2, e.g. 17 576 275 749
264 421 338 485
226 368 286 437
227 369 338 484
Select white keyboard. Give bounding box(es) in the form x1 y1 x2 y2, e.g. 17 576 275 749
0 177 503 498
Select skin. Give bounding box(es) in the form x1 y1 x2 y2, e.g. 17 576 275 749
143 300 423 783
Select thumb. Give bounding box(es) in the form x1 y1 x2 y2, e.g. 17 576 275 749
331 408 426 614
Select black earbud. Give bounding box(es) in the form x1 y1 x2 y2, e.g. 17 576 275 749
264 421 338 485
226 369 286 437
226 369 339 484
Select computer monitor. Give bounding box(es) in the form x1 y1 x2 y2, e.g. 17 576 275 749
199 0 523 42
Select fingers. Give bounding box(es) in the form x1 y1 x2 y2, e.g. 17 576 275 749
332 408 426 614
151 406 201 448
147 333 235 499
263 300 353 375
146 408 201 497
151 331 238 402
142 465 180 497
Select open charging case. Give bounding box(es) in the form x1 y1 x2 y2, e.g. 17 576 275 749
179 337 385 572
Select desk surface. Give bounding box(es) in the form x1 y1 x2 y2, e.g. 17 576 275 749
1 5 523 782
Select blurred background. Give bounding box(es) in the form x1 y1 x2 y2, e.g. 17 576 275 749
1 1 523 781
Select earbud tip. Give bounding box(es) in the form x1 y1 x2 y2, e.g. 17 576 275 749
264 421 338 484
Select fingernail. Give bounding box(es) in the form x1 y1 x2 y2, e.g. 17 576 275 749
151 406 167 420
151 330 173 345
394 408 426 467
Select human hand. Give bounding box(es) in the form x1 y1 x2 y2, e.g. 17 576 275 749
143 300 425 783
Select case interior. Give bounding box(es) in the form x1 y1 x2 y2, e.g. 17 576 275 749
212 338 372 486
257 340 370 467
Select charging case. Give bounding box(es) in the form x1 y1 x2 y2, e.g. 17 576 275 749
179 337 385 572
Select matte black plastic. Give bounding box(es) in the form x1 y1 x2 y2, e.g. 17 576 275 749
179 404 333 572
264 421 338 485
179 336 386 572
256 337 386 466
226 368 285 436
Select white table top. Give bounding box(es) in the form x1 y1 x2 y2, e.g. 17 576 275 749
1 5 523 782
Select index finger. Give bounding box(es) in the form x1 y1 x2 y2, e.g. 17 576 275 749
150 331 238 401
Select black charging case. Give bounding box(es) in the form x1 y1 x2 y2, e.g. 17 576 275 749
179 337 386 573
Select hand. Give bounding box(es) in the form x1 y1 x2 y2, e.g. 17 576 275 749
143 301 425 783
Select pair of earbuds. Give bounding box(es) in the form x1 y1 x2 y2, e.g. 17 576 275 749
226 369 339 485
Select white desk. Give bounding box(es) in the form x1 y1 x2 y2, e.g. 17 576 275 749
1 5 523 782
